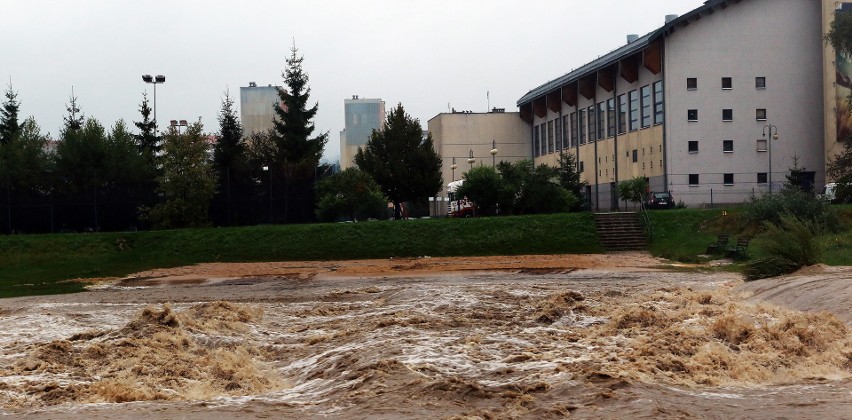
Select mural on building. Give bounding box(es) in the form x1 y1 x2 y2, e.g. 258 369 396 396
836 3 852 141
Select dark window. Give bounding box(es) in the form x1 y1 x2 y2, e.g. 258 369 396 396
629 90 640 131
570 112 577 147
555 117 563 150
640 85 652 128
757 172 768 184
597 102 606 139
722 77 733 90
579 161 584 172
653 81 664 125
534 125 541 157
547 120 554 154
722 109 733 121
618 94 628 134
578 109 586 144
632 149 638 163
688 109 698 121
588 106 596 142
688 141 698 153
756 108 767 121
756 77 766 89
687 77 697 90
607 98 616 137
723 140 734 152
689 174 699 186
724 173 734 185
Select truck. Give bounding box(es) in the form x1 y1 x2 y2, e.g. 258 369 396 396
446 180 475 218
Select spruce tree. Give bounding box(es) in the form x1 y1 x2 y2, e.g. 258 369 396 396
213 91 245 171
133 92 159 162
63 91 84 132
271 46 328 166
0 84 20 145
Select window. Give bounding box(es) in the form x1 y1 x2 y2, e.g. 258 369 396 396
689 174 700 186
547 120 554 154
629 90 640 131
724 173 734 185
723 140 734 153
598 102 606 140
722 77 732 90
570 112 577 147
756 77 766 89
688 141 699 153
588 106 596 142
756 108 767 121
607 98 616 137
632 149 638 163
757 172 768 184
579 161 584 172
534 125 541 157
653 81 664 125
688 109 698 122
578 109 586 144
618 94 628 134
640 85 652 128
756 139 767 152
687 77 697 90
555 117 563 151
722 109 733 121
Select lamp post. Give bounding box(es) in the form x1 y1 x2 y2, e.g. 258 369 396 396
451 157 457 181
169 119 188 134
467 149 475 169
142 74 166 131
262 165 272 223
490 139 498 167
762 124 779 193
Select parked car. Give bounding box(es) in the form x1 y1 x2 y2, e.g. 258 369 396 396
647 191 675 209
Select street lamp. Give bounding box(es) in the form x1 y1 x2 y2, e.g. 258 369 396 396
467 149 476 169
262 165 272 223
451 157 457 181
490 139 498 167
142 74 166 131
169 119 188 134
762 124 779 193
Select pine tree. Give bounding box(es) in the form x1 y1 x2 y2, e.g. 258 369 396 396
63 91 84 132
355 103 442 219
271 45 328 166
0 84 20 145
133 92 159 162
213 90 245 171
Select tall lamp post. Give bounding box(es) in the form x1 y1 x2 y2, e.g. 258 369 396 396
451 157 457 181
169 119 188 134
490 139 498 167
467 149 476 170
142 74 166 131
762 124 779 193
262 165 272 223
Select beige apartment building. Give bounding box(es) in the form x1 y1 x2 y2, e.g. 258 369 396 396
519 0 845 211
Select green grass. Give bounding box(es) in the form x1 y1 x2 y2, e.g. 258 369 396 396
0 213 602 298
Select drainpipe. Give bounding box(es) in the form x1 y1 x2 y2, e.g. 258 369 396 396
661 41 669 193
612 66 620 210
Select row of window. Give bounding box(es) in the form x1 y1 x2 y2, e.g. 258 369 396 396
533 81 664 157
687 139 769 153
687 108 767 122
687 76 766 90
688 173 768 186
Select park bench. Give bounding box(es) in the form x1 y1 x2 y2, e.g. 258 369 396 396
726 237 750 258
706 234 730 254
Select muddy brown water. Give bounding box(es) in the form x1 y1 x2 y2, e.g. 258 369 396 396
1 265 851 419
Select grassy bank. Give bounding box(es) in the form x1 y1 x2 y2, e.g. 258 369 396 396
0 213 602 298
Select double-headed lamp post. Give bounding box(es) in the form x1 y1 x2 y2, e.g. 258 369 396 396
762 124 780 193
142 74 166 130
490 139 498 167
451 157 458 181
467 149 476 169
169 119 188 134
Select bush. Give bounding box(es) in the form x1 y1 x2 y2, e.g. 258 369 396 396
740 186 839 232
743 257 802 281
618 177 647 205
744 215 823 281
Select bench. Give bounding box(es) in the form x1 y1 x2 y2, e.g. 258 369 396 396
706 234 730 254
726 237 750 258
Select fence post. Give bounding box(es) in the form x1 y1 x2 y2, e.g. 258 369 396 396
710 188 713 208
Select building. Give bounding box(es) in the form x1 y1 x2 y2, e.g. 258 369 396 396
428 108 532 195
340 96 386 169
517 0 842 211
240 82 283 136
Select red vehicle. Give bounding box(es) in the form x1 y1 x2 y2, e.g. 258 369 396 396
447 180 475 217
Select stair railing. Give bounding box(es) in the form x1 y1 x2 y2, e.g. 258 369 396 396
638 193 653 243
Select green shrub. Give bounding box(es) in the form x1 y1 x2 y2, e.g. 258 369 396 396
743 257 802 281
744 215 824 281
740 187 839 232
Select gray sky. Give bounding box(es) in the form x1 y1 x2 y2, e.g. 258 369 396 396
1 0 705 162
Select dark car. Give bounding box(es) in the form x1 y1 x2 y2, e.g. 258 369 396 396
647 191 675 209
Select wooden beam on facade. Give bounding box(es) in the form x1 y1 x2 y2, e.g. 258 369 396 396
597 64 617 92
643 40 663 75
579 75 596 100
619 54 640 84
547 90 562 113
519 103 533 123
533 97 547 118
561 83 578 106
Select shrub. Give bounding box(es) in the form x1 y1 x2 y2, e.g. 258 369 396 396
740 186 839 233
744 215 823 281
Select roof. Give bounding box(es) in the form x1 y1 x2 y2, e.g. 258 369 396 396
517 0 733 107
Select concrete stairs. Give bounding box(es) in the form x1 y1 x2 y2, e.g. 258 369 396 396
593 212 648 251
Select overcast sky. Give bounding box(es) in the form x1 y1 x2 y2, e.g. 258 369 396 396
1 0 705 162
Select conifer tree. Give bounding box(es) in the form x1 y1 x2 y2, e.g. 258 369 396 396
0 84 20 145
63 91 84 132
213 91 245 172
133 92 159 162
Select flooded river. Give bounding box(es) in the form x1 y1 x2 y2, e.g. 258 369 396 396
1 260 850 419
